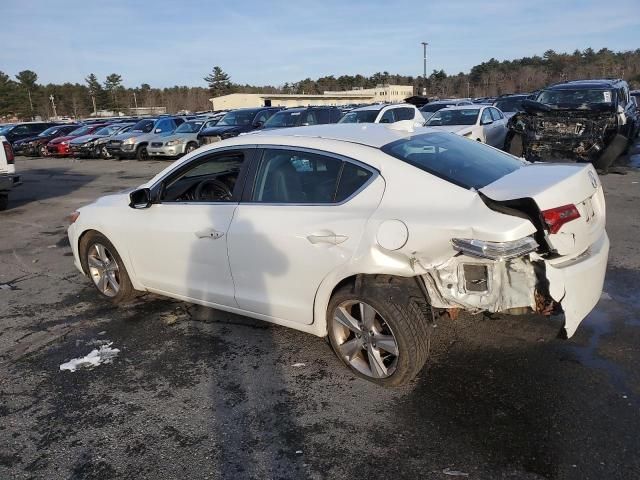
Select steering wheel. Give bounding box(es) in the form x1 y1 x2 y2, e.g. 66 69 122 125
194 178 233 201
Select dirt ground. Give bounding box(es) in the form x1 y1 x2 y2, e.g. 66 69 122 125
1 142 639 479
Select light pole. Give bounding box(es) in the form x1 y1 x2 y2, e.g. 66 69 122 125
49 94 57 119
27 90 34 120
421 42 428 96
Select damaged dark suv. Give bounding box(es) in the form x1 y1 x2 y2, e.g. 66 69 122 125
506 79 639 170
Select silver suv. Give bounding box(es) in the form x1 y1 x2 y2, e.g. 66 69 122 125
106 117 184 161
147 118 218 159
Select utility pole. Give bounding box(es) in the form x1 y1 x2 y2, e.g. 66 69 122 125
49 94 57 119
133 91 138 110
466 81 470 98
421 42 428 96
91 95 97 116
27 90 34 120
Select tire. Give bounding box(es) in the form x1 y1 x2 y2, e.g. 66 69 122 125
185 142 198 155
507 132 524 157
0 194 8 211
327 277 432 387
136 145 148 161
79 231 136 303
101 146 111 159
39 145 48 157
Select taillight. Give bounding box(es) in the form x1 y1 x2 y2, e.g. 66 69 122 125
3 141 14 164
542 204 581 234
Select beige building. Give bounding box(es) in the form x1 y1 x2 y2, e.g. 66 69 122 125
209 85 414 110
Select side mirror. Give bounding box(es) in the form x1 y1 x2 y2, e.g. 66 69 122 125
154 128 162 134
129 188 152 209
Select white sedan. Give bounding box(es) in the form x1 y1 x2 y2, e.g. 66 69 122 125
425 105 508 148
68 124 608 386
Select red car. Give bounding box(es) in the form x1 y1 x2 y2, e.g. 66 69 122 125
46 124 107 156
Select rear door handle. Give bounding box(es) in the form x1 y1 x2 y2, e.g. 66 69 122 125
195 228 224 239
307 234 348 245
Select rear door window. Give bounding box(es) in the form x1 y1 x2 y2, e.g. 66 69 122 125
489 108 503 121
394 108 416 121
379 109 396 123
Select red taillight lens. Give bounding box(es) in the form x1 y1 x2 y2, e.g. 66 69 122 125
542 204 581 234
3 141 14 164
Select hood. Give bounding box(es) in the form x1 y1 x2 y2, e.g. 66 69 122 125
200 125 246 136
70 134 106 145
112 130 145 142
522 99 615 115
49 135 76 145
428 125 474 135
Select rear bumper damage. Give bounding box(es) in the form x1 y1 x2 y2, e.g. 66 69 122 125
420 231 609 338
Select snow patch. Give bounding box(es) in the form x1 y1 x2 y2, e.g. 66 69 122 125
60 342 120 372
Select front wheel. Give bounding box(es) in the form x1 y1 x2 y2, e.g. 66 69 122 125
185 142 198 155
327 279 432 386
136 145 148 161
79 232 135 303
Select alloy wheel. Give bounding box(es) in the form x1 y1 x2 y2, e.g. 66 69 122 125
87 243 120 297
331 300 399 379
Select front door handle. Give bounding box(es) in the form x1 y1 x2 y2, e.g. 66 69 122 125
195 228 224 239
307 233 348 245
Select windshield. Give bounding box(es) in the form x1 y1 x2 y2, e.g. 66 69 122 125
69 126 91 136
0 125 13 135
338 110 379 124
426 109 479 126
131 119 155 133
536 88 615 107
494 98 525 112
263 110 303 128
217 111 255 126
38 126 61 137
381 132 524 190
175 121 203 133
94 125 121 136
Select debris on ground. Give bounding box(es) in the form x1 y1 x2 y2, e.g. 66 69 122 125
59 342 120 372
291 363 306 368
442 467 469 477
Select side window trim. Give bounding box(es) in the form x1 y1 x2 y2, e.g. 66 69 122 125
241 145 379 206
150 145 257 204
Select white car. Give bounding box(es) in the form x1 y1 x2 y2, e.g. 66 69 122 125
67 124 609 386
339 104 426 127
0 135 19 211
425 105 508 148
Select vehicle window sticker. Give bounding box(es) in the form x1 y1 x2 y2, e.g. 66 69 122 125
603 91 611 103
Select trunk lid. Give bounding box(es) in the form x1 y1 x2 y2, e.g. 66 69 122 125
480 163 605 257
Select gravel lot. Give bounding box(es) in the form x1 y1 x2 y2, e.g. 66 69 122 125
1 144 639 480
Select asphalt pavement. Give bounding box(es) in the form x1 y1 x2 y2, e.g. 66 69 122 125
1 144 639 480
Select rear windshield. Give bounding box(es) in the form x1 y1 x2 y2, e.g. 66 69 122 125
264 110 304 128
426 109 479 126
381 132 524 190
339 110 380 124
420 103 452 113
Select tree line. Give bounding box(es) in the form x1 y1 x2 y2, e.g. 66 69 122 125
1 47 639 121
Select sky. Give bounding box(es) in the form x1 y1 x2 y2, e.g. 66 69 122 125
1 0 638 88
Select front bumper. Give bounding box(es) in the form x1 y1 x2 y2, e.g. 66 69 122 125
47 144 71 156
70 145 97 157
106 143 136 158
147 145 185 157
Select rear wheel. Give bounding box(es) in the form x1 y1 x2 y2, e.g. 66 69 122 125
0 194 8 211
136 145 148 161
80 232 135 303
327 278 432 386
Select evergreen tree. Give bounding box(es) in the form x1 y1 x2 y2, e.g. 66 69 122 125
204 66 233 97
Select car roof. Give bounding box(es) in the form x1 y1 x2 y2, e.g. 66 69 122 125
246 123 433 149
350 104 385 112
436 105 482 111
547 79 624 90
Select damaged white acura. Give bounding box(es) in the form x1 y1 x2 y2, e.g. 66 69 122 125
68 123 608 386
